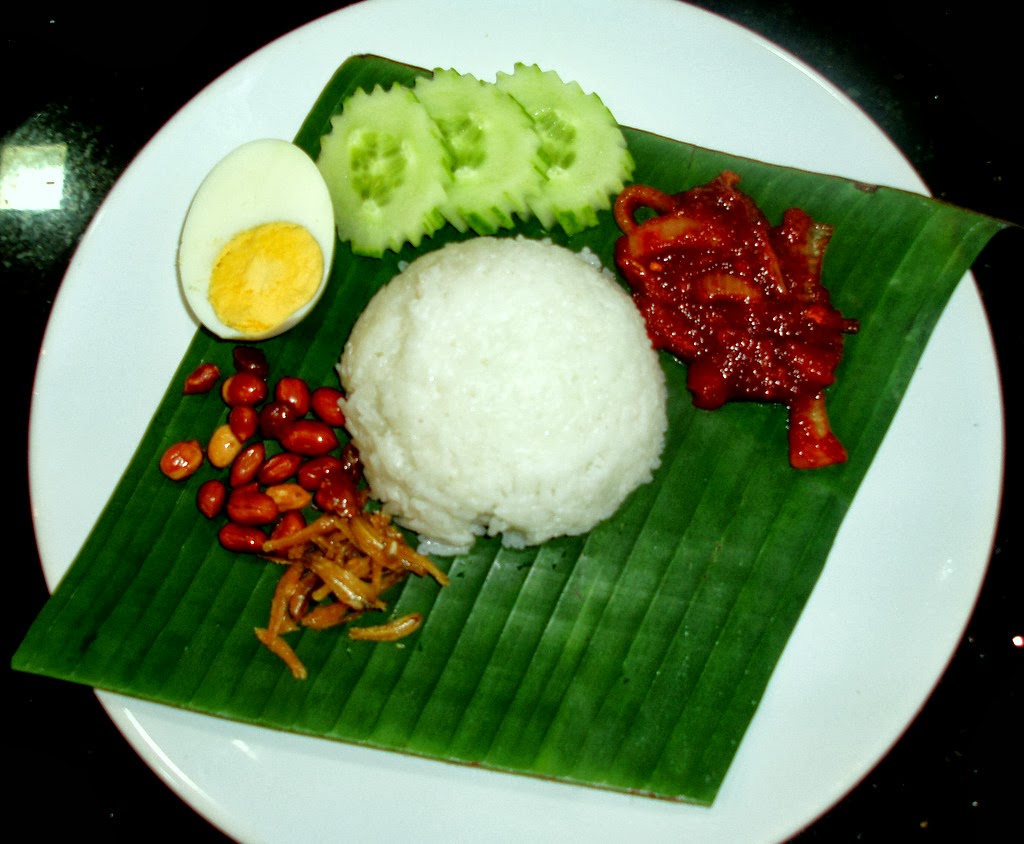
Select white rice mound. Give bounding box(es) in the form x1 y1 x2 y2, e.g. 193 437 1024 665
337 235 667 556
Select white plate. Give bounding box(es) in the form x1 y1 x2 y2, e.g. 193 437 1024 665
29 1 1002 841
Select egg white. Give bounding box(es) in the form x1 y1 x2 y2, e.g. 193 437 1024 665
178 138 336 340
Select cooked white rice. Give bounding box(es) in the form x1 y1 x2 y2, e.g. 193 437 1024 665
337 235 667 555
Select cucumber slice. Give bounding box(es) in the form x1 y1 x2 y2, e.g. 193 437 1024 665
316 83 452 257
413 69 544 235
496 63 635 235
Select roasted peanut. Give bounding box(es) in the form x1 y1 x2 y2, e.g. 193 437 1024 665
218 521 267 553
228 405 259 443
264 483 313 512
270 510 307 541
280 419 339 456
207 423 243 469
257 451 303 485
275 376 311 417
221 371 268 407
339 441 362 482
196 479 227 519
230 443 266 487
258 400 298 441
310 386 346 427
297 455 345 491
226 487 280 526
183 362 221 395
232 345 269 378
314 474 363 516
159 440 204 480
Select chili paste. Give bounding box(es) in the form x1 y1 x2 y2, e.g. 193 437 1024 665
613 171 859 468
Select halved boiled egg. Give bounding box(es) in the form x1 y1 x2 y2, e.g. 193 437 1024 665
178 138 336 341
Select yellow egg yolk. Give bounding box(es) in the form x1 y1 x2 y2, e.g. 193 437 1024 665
208 221 324 334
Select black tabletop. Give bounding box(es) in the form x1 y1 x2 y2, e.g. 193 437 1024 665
8 2 1019 840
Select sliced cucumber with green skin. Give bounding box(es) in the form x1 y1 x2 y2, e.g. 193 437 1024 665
412 69 544 236
496 63 635 235
316 83 452 257
318 66 631 255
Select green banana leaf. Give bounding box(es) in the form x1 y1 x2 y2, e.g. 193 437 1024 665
13 54 1009 805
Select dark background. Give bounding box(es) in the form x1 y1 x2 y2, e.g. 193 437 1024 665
6 2 1019 840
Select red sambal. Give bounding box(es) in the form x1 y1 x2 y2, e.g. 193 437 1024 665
613 171 859 468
